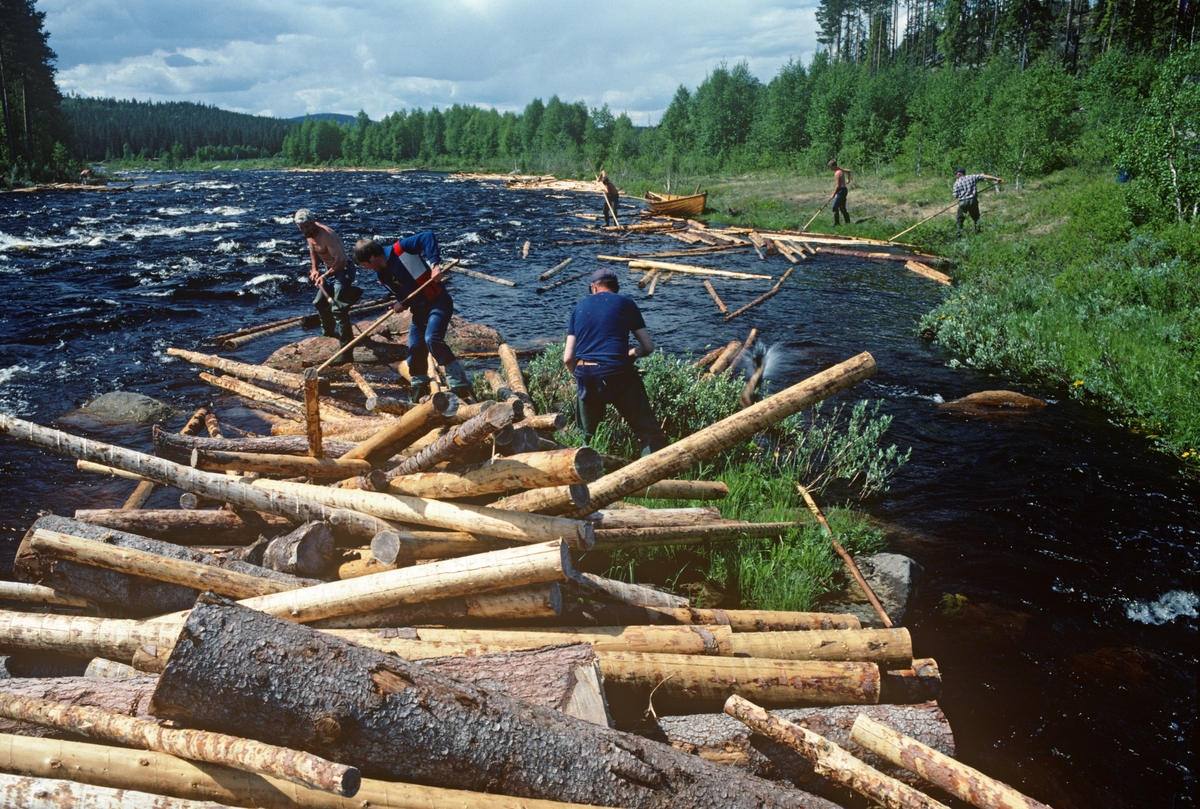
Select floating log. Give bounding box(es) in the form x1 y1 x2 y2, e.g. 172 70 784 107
123 408 209 510
567 572 688 609
603 654 879 706
692 344 727 367
538 257 574 281
905 260 953 285
642 702 954 791
816 246 932 263
153 429 358 462
729 328 759 369
0 691 359 797
222 320 304 348
27 529 296 601
309 582 562 629
149 599 831 808
190 448 372 478
387 447 601 499
73 509 293 545
706 340 742 377
385 402 515 478
166 348 305 389
881 658 943 704
647 270 668 297
725 266 795 322
559 352 876 518
700 280 728 315
626 480 730 500
592 521 798 550
851 714 1049 809
725 696 946 809
727 629 912 669
535 268 590 294
498 344 532 404
337 392 458 464
15 516 313 616
449 265 517 287
627 259 773 281
249 479 595 550
0 732 617 809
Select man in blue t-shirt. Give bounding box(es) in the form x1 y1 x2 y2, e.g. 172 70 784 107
563 268 668 457
352 234 473 402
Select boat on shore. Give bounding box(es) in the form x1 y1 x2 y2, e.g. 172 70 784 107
645 190 707 217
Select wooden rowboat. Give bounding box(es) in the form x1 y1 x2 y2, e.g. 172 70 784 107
645 191 707 217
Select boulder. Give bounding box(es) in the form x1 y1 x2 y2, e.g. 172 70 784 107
820 552 919 628
263 313 502 373
78 391 173 423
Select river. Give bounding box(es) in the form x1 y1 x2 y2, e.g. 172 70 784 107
0 170 1194 807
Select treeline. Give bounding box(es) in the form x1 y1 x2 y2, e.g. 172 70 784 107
63 97 292 163
0 0 71 182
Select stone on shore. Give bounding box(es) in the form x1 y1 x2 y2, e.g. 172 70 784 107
821 552 919 628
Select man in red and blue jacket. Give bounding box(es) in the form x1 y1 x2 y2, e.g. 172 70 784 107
352 233 473 401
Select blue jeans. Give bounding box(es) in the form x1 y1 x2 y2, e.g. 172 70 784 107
407 291 456 380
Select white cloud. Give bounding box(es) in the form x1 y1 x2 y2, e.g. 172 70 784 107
44 0 821 120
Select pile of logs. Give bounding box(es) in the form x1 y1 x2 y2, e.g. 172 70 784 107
0 343 1049 808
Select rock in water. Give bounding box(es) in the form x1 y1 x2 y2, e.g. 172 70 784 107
78 391 173 423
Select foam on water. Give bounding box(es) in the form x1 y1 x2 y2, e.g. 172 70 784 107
1125 591 1199 625
245 273 288 287
215 240 242 253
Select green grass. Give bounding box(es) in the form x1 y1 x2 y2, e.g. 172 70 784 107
524 344 905 610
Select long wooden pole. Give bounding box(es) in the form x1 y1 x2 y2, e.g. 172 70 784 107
535 268 590 294
851 714 1053 809
725 696 947 808
167 348 306 389
797 483 893 628
801 194 835 232
538 257 574 281
449 265 517 287
889 181 999 242
0 692 360 797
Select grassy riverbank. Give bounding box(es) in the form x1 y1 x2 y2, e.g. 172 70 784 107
690 166 1200 469
521 345 905 609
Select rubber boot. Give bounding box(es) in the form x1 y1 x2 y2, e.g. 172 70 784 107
316 305 338 338
410 376 432 403
443 359 474 403
329 325 355 365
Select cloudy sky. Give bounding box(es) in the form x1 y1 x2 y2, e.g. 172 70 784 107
42 0 822 123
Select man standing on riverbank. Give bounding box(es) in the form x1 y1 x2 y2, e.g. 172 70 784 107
351 234 474 402
295 209 358 354
563 268 668 457
829 160 851 227
597 170 620 226
952 168 1003 236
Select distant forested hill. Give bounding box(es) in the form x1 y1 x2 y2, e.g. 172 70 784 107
62 97 294 161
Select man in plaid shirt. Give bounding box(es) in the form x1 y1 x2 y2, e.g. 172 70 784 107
953 168 1003 236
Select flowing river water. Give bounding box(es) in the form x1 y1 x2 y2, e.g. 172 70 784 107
0 170 1194 807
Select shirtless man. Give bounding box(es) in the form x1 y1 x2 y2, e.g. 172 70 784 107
597 170 620 226
828 160 851 227
294 209 357 355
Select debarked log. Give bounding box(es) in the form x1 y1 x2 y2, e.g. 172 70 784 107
566 572 689 610
641 702 954 792
338 392 458 464
15 516 315 617
0 691 359 797
588 507 725 528
190 449 372 479
308 582 562 629
489 483 591 514
73 509 294 545
249 478 594 550
592 521 798 550
345 624 734 658
366 528 515 567
561 353 877 518
563 603 862 631
384 401 515 478
167 347 306 389
603 654 879 707
0 771 242 809
386 446 602 499
724 695 946 809
0 614 184 664
0 582 94 611
0 733 620 809
851 714 1049 809
149 599 838 808
727 628 912 670
625 480 730 500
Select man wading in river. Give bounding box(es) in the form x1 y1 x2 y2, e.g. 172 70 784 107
351 234 474 402
295 209 360 361
563 268 668 457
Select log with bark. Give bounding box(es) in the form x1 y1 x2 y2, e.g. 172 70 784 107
383 402 515 478
260 522 336 577
566 572 689 610
73 509 294 545
149 598 839 808
153 428 357 464
366 527 514 566
724 695 947 809
851 714 1050 809
558 353 876 518
14 516 316 617
123 407 209 510
498 343 533 405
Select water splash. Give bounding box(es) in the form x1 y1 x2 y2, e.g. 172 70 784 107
1125 591 1199 625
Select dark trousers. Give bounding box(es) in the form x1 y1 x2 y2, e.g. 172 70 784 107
575 364 668 457
956 200 981 234
313 269 357 339
601 192 620 225
831 187 849 225
407 292 456 382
